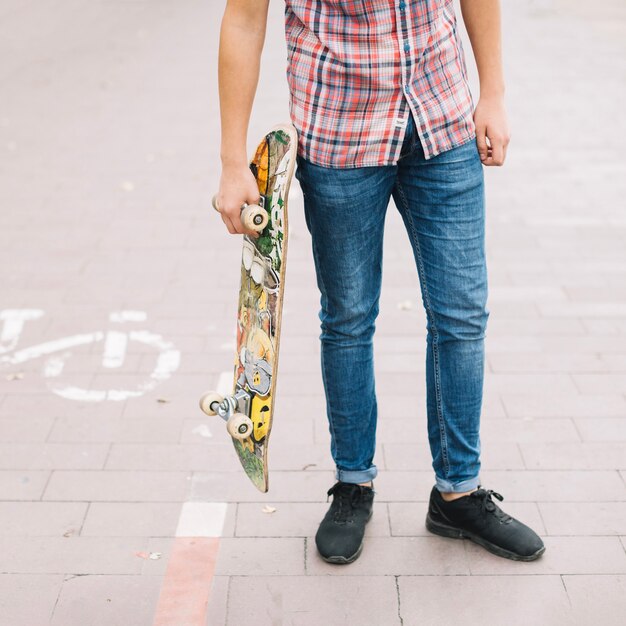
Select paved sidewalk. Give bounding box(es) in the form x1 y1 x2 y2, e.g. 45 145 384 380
0 1 625 624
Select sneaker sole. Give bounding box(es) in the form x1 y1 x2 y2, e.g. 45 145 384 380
317 511 373 565
425 513 546 562
319 541 365 565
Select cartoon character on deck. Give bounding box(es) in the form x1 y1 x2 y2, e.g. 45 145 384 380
235 236 279 456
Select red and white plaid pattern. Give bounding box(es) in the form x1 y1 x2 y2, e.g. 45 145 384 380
284 0 476 168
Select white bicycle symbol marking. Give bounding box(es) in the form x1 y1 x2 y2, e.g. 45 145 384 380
0 309 180 402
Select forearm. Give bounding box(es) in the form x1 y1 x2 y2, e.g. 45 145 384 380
460 0 505 98
218 0 269 168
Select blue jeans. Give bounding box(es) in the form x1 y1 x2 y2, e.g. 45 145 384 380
295 114 488 493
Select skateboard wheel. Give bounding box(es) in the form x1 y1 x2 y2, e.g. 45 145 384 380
227 413 254 440
199 391 224 416
241 203 268 232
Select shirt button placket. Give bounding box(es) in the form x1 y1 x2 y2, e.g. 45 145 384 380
399 1 411 92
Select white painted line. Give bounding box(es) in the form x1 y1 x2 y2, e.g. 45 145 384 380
0 309 44 354
103 331 127 368
175 502 228 538
2 332 104 365
191 424 213 439
109 310 148 323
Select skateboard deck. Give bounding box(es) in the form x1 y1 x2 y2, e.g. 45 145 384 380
201 124 298 492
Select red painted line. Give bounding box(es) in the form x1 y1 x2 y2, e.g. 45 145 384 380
152 537 220 626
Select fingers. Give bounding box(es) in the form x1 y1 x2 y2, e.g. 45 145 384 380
481 127 510 167
221 214 237 235
214 195 262 238
476 125 489 163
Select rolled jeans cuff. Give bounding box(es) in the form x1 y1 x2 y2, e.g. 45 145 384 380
435 475 481 494
336 465 378 485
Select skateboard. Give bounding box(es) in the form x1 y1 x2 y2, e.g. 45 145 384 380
200 124 298 492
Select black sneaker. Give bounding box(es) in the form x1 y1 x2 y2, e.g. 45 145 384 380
426 486 546 561
315 481 375 564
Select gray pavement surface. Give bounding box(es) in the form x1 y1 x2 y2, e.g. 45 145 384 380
0 0 625 624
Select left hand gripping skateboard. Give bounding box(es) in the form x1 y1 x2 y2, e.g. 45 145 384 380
200 124 298 492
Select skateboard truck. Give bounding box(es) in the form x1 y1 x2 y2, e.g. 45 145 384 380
211 195 269 233
199 389 254 440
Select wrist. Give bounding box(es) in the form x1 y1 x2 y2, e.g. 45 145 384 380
220 154 249 170
479 84 506 100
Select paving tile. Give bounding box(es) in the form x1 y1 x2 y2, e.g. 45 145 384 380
467 536 626 575
481 417 580 442
0 502 87 536
0 574 64 626
0 536 149 574
105 443 239 471
574 417 626 442
601 354 626 371
389 501 546 537
397 575 571 626
190 470 337 503
0 470 50 500
520 442 626 470
43 470 191 502
215 538 305 575
485 334 543 353
562 575 626 626
48 416 182 443
486 317 585 336
479 469 626 502
0 393 126 420
50 574 162 626
205 575 229 626
306 536 468 576
539 502 626 536
82 501 237 539
537 334 626 354
540 302 626 318
227 575 400 625
81 503 183 538
0 416 54 442
236 502 391 537
485 373 578 394
489 352 607 373
138 537 175 576
383 442 525 471
573 374 626 395
501 392 626 418
0 442 109 470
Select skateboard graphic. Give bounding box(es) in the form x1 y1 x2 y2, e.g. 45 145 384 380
200 124 298 492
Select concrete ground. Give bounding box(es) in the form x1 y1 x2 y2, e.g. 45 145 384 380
0 0 625 624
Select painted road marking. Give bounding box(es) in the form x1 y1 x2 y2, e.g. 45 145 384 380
0 309 181 401
0 309 44 354
152 536 221 626
152 490 227 623
152 368 230 625
176 502 227 538
152 504 227 625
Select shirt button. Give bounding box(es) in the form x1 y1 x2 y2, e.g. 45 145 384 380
404 85 410 93
404 42 410 53
399 1 406 9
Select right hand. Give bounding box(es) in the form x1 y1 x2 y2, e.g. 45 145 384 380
214 164 262 237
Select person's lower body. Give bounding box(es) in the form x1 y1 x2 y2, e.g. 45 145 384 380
295 115 544 563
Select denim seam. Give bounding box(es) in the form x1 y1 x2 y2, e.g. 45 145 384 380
394 178 450 479
308 211 341 474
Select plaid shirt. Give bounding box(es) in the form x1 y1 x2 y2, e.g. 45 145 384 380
284 0 476 168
